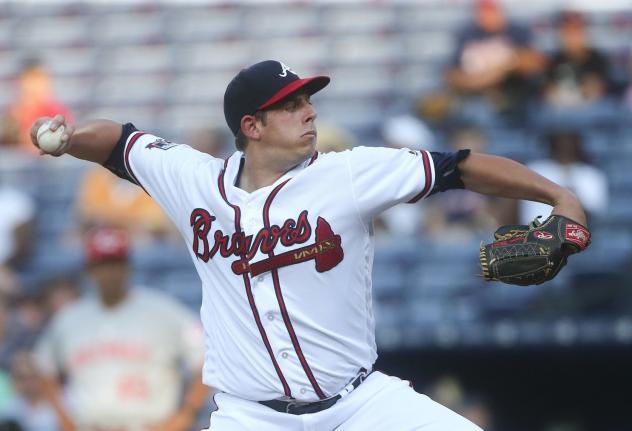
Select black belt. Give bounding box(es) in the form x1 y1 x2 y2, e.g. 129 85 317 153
258 368 371 415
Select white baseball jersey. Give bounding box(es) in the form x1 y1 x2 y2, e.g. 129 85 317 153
34 287 203 429
106 125 462 403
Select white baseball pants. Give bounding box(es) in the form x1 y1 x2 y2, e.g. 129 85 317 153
203 371 483 431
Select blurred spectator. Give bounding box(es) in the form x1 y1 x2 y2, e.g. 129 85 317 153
1 68 39 271
314 122 355 154
519 130 608 224
0 419 22 430
413 92 457 137
42 275 80 317
0 284 48 374
425 375 495 431
187 125 231 158
75 166 177 242
0 294 15 413
0 116 20 150
1 351 58 431
0 186 35 269
423 127 504 241
446 0 545 125
623 46 632 111
0 288 48 373
7 59 73 156
0 267 19 298
425 375 465 411
34 227 208 431
374 115 434 236
459 396 495 431
382 115 435 151
543 11 610 108
1 116 39 195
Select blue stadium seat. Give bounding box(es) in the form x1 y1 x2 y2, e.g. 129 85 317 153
92 12 165 45
13 16 92 48
246 5 320 38
249 37 329 71
167 7 243 42
100 45 172 74
322 5 397 35
94 73 168 105
175 42 252 73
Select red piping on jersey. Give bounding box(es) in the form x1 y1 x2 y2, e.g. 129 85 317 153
123 131 149 194
218 159 292 398
263 180 328 400
308 152 319 166
408 150 433 203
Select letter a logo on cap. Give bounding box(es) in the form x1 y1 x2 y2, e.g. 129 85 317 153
278 62 296 78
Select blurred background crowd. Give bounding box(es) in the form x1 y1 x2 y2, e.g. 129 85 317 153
1 0 631 430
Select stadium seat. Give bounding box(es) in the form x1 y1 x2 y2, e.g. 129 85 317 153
99 45 172 74
245 6 320 37
13 16 91 48
167 7 243 42
322 4 397 35
93 73 168 105
176 42 252 73
92 12 166 45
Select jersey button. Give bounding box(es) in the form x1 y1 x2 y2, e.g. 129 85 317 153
257 276 265 282
281 352 289 359
300 388 307 395
266 313 274 321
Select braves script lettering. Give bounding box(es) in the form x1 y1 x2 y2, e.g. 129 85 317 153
190 209 312 263
190 210 344 276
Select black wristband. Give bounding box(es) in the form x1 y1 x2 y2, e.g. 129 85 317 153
102 122 138 184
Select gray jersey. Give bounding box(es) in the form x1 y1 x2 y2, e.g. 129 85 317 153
34 287 203 429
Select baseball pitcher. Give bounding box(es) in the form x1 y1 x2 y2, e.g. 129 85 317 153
31 60 589 430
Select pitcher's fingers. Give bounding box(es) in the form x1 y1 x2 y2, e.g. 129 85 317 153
49 114 66 132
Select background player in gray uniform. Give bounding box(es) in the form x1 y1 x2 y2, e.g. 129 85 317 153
30 60 586 430
34 228 209 431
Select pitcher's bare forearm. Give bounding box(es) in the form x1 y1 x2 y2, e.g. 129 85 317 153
66 119 123 164
459 153 587 225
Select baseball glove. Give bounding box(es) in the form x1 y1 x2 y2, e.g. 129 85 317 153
479 215 591 286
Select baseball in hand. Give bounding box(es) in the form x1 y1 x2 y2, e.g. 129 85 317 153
37 120 66 153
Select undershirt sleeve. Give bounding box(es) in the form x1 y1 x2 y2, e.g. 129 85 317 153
102 122 139 184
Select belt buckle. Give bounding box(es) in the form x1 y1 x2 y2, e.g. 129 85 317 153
285 401 297 414
285 399 308 414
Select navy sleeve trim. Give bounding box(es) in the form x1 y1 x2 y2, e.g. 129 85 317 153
428 149 471 196
103 123 139 184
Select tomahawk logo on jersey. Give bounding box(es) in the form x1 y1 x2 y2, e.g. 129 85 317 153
102 122 468 402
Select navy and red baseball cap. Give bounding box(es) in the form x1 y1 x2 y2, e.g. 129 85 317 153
223 60 330 136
